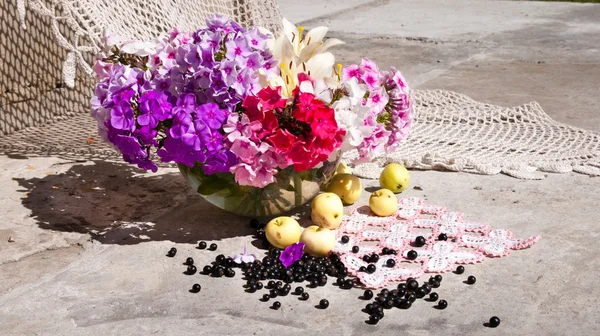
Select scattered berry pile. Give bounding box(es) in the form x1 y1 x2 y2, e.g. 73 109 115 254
166 219 501 328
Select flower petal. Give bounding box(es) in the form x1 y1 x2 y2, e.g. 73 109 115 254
314 38 345 54
305 26 329 45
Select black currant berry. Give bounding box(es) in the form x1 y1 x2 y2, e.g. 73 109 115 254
467 275 477 284
398 299 411 309
368 315 380 325
438 233 448 241
359 266 367 272
366 264 376 274
363 289 373 300
414 236 426 247
197 241 207 249
406 250 418 260
344 279 354 289
186 265 197 275
434 274 443 282
185 257 194 265
489 316 501 328
215 254 225 264
167 248 177 257
352 246 360 253
295 287 304 295
415 287 427 298
407 279 419 291
319 299 329 309
386 259 395 267
455 265 465 274
272 301 281 310
341 235 350 244
270 289 278 298
370 254 379 263
209 243 217 251
262 294 270 301
191 284 201 293
437 299 448 309
203 265 212 274
362 255 370 262
225 268 235 278
301 292 309 300
432 280 441 288
382 247 390 255
429 292 439 301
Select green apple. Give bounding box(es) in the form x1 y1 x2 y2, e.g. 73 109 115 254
369 188 398 217
311 192 344 229
326 174 362 205
300 225 336 257
265 216 302 249
379 163 410 193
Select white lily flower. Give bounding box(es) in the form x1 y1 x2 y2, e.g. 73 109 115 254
267 18 345 97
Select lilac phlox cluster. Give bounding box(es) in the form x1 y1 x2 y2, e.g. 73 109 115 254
171 14 279 111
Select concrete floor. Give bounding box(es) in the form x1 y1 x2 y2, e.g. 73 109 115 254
1 0 599 335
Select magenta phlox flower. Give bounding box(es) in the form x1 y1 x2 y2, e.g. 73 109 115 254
280 242 305 268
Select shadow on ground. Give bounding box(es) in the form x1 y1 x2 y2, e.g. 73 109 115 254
15 161 258 244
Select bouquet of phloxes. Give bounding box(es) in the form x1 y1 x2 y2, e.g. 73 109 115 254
91 15 412 217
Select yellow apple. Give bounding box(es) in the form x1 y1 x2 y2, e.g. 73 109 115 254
334 162 352 175
300 225 336 257
311 192 344 229
265 216 302 249
326 174 362 205
369 188 399 217
379 163 410 193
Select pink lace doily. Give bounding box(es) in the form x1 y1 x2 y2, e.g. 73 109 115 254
333 197 540 289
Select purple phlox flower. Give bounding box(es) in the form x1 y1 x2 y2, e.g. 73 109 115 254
244 52 262 71
191 67 212 90
199 31 222 52
219 60 238 85
209 71 229 95
205 130 223 152
138 91 172 128
203 150 237 174
177 93 197 113
175 44 202 68
168 108 192 138
245 27 269 50
110 133 158 172
110 100 135 131
233 240 257 264
134 125 158 146
181 119 210 151
232 67 251 95
225 36 252 62
261 56 280 80
205 14 231 31
280 242 305 268
197 103 227 129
